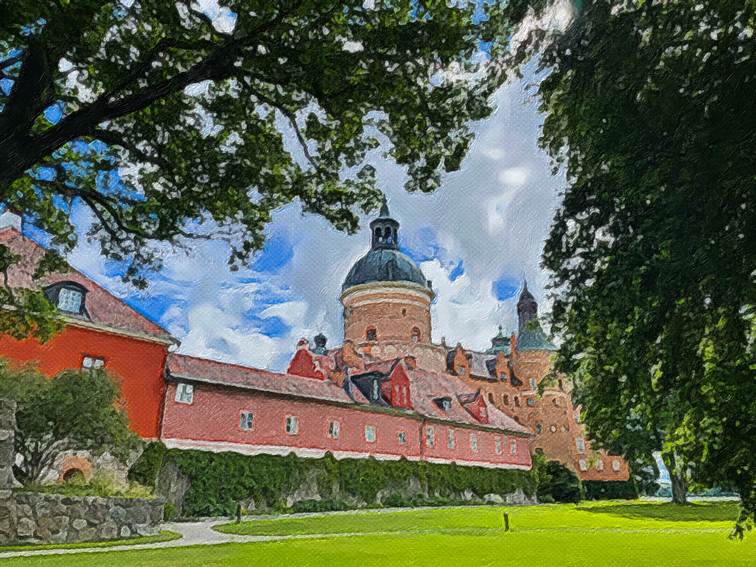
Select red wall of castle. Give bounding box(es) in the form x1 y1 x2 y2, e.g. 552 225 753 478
161 381 531 469
0 326 168 439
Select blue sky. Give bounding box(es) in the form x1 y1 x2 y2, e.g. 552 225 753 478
14 0 573 372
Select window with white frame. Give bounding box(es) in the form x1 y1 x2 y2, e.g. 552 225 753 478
239 411 254 431
397 431 406 444
579 459 588 471
495 437 502 455
596 460 605 471
510 439 518 455
364 425 376 443
470 433 478 452
58 287 83 313
328 420 340 439
82 356 104 371
576 437 586 453
175 383 194 404
286 415 299 435
447 429 455 449
529 378 537 390
612 459 621 472
371 380 380 401
425 426 435 448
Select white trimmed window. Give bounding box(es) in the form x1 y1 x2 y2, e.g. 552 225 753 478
447 429 455 449
612 459 621 472
397 431 407 444
328 420 340 439
495 437 502 455
510 439 518 455
596 460 605 471
240 411 253 431
576 437 586 453
175 383 194 404
470 433 478 452
286 416 299 435
82 356 104 371
365 425 376 443
425 426 435 448
529 378 537 390
58 287 83 313
579 459 588 471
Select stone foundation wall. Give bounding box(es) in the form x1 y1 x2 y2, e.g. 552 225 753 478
13 492 163 544
0 399 164 545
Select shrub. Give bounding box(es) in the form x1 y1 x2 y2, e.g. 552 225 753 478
537 461 582 503
584 480 638 500
128 441 167 488
147 449 536 518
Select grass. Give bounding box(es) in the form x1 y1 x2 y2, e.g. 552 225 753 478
0 530 181 552
3 501 753 566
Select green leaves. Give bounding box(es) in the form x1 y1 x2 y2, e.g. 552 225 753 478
0 359 139 484
520 0 755 535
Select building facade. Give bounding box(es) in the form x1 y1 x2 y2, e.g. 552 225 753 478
0 202 628 481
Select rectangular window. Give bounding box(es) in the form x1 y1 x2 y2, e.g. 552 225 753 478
397 431 406 444
328 420 340 439
579 459 588 471
447 429 455 449
576 437 586 453
510 439 518 455
612 459 621 472
239 411 254 431
364 425 376 443
425 426 435 448
526 398 535 407
371 380 380 401
529 378 537 390
286 416 299 435
495 437 502 455
470 433 478 452
82 356 105 371
596 460 605 471
58 287 82 313
175 383 194 404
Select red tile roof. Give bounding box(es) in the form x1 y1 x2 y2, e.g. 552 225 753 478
0 227 173 342
167 353 368 404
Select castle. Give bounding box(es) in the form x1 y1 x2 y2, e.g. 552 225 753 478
0 204 628 482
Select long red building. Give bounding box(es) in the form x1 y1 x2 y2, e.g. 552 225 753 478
0 203 629 480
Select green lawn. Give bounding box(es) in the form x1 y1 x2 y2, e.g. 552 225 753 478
5 501 753 566
0 530 181 552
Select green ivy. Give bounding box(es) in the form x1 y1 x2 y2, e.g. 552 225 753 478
130 447 537 518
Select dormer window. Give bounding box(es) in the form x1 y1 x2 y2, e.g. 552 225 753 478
434 397 452 412
44 282 88 317
366 327 377 341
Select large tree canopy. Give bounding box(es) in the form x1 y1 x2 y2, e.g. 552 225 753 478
0 0 533 282
523 0 754 536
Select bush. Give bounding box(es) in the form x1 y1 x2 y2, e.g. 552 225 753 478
584 480 639 500
128 441 167 488
537 461 582 503
163 503 177 521
22 472 153 499
140 449 537 518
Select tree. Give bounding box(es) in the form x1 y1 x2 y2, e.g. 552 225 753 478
536 459 582 504
0 0 534 337
516 0 755 536
0 358 139 484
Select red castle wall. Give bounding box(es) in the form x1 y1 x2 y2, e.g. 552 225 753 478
0 326 168 439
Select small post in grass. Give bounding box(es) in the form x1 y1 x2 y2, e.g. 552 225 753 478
503 511 510 531
236 501 242 524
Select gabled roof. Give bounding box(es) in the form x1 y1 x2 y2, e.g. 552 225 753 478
467 351 497 380
0 227 173 343
167 353 368 404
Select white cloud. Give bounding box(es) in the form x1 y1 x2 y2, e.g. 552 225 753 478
65 66 564 370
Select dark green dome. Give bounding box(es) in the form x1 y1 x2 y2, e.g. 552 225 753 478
342 249 429 292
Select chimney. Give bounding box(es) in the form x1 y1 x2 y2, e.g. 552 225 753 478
0 210 22 231
296 338 309 350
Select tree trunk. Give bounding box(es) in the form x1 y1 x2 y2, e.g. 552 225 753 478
662 452 688 504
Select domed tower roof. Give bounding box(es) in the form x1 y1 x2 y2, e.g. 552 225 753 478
342 197 432 293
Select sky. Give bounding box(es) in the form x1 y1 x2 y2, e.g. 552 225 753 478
17 1 570 373
60 66 565 372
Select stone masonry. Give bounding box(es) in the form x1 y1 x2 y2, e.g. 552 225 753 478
0 399 164 545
